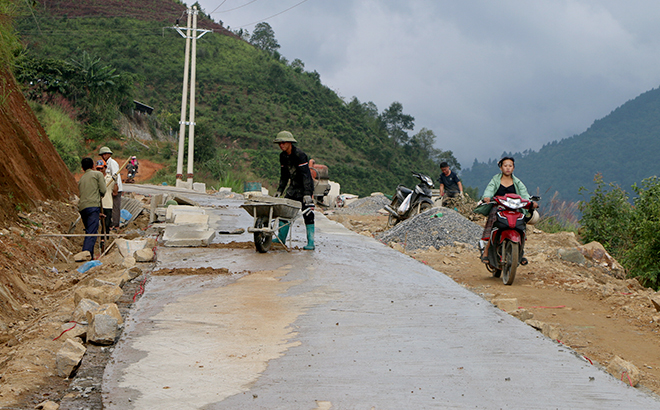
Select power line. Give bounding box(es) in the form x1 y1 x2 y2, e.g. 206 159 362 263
209 0 228 15
211 0 260 14
235 0 311 28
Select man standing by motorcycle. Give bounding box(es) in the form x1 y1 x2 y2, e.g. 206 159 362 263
476 156 538 265
272 131 316 250
438 161 464 201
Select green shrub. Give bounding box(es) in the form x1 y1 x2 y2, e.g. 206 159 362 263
578 173 632 255
621 177 660 288
29 101 83 171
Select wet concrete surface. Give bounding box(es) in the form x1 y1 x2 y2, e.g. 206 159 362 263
104 185 660 409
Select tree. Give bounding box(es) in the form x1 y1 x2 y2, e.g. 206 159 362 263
250 22 280 55
380 101 414 146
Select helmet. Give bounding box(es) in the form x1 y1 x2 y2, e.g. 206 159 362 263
273 130 297 143
131 156 136 159
527 209 540 225
99 146 113 155
95 159 106 169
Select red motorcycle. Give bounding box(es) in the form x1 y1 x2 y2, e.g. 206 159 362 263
479 194 539 285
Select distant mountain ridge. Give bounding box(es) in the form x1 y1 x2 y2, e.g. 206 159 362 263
461 86 660 202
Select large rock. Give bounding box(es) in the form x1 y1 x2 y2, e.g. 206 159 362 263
73 284 123 306
134 248 155 262
57 322 87 342
558 248 587 265
578 241 626 279
73 251 91 262
121 256 136 269
72 298 100 322
650 293 660 312
87 313 119 345
606 356 641 386
116 238 147 258
525 319 562 340
88 303 123 325
56 338 86 377
35 400 60 410
492 298 519 312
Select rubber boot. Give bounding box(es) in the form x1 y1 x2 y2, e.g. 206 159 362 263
303 224 315 250
273 220 289 245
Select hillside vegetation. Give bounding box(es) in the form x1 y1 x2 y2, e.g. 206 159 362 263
461 87 660 203
15 0 459 196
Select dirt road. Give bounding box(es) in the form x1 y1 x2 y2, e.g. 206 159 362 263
328 213 660 395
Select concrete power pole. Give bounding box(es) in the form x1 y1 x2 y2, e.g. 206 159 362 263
186 8 198 185
175 9 192 185
170 6 211 189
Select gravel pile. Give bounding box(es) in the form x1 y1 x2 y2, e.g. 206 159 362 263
376 207 483 250
333 194 390 215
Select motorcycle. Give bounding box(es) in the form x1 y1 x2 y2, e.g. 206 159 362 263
126 163 138 183
478 194 540 285
384 172 435 227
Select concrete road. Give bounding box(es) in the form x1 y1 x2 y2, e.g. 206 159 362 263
104 185 660 409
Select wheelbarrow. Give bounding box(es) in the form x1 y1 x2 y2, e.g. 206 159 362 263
240 197 303 253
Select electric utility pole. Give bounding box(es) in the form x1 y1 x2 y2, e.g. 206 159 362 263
168 6 211 189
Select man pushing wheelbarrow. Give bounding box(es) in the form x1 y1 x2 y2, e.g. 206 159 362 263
273 130 316 250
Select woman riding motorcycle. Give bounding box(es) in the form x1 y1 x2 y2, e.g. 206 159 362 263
476 156 538 265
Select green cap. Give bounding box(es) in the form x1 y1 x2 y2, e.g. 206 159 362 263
273 130 297 143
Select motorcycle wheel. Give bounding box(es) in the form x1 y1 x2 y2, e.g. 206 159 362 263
411 202 432 217
253 216 272 253
501 240 519 285
387 198 402 227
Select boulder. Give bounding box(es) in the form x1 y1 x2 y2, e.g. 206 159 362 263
73 251 91 262
88 303 123 325
492 298 519 312
73 284 123 306
650 293 660 312
122 256 136 269
57 322 87 342
72 298 100 323
558 248 587 265
87 313 119 345
541 323 562 340
56 338 86 378
606 356 641 386
134 248 155 262
510 309 534 321
35 400 60 410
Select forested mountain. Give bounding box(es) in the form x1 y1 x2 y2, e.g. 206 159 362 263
461 87 660 202
14 0 458 196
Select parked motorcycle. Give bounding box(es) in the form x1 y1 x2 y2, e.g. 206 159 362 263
478 194 540 285
384 172 434 227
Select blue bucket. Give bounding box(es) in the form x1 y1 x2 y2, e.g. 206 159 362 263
120 209 133 223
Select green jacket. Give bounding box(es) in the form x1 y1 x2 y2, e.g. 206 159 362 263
78 169 106 211
474 173 530 215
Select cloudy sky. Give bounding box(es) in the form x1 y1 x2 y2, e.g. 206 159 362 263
194 0 660 167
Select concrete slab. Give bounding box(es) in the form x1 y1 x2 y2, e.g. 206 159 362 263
193 182 206 193
165 205 205 221
161 228 215 247
172 213 209 225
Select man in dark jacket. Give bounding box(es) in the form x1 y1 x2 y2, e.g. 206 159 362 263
78 157 106 259
273 130 316 250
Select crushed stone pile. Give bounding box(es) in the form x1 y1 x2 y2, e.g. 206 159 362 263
376 207 483 251
332 194 390 215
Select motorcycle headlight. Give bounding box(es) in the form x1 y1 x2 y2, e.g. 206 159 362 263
502 198 523 209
